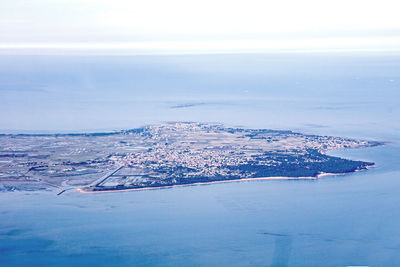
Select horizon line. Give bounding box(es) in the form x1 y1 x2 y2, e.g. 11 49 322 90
1 37 400 55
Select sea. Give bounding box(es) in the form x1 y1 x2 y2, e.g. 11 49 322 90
1 52 399 266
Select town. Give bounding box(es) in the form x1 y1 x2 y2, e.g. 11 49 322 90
0 122 382 192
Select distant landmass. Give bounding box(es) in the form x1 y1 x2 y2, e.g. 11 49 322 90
0 122 383 193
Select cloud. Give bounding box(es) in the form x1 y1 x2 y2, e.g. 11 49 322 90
1 0 400 53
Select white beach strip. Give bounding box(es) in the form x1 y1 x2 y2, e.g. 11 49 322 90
76 166 375 194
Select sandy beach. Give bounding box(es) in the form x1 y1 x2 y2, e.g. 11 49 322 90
76 171 350 194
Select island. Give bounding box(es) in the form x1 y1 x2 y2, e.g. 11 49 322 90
0 122 383 193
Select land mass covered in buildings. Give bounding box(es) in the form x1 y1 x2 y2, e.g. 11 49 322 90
0 122 383 193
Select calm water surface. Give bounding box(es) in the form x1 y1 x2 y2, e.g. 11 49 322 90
1 53 399 266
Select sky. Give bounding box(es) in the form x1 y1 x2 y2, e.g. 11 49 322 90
1 0 400 54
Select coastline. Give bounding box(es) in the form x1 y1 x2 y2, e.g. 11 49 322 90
76 167 373 194
76 176 316 194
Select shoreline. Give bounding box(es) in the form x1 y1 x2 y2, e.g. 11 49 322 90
76 176 316 194
76 168 372 194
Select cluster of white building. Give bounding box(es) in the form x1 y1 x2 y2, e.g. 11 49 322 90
109 122 371 179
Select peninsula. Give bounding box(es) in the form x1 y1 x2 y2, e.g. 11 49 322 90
0 122 382 193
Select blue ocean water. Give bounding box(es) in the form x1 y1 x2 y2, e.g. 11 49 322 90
1 53 400 266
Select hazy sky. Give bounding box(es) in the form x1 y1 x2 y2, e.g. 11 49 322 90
1 0 400 53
